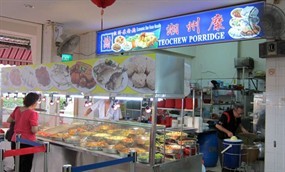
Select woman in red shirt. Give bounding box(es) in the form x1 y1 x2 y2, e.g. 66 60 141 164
7 92 40 172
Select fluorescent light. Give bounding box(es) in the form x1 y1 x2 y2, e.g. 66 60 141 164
116 97 143 101
92 96 109 99
70 95 84 98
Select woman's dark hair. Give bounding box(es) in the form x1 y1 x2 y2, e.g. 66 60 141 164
23 92 40 107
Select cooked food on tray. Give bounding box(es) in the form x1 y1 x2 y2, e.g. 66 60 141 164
114 143 126 151
70 61 96 92
9 68 22 87
121 137 134 145
50 64 71 90
166 131 188 139
50 133 69 140
93 59 127 91
92 133 111 139
35 66 52 90
124 55 155 93
85 141 108 148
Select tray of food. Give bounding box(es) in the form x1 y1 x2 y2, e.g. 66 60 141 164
85 141 108 151
166 131 188 140
102 145 118 154
164 144 184 154
137 153 164 164
64 136 81 146
118 148 131 157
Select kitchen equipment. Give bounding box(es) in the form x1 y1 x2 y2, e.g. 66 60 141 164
241 145 259 163
222 139 243 169
253 142 265 159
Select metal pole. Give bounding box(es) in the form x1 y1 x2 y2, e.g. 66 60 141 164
0 149 4 172
62 164 72 172
149 97 158 166
43 142 50 172
15 134 21 172
129 151 137 172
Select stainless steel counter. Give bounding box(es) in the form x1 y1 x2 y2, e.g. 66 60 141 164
32 137 202 172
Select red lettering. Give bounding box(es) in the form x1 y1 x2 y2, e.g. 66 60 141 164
208 14 225 31
166 23 179 36
186 17 201 34
103 36 111 49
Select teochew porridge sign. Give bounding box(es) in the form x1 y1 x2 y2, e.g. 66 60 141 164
96 1 264 55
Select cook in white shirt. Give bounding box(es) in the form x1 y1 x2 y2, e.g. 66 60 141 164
84 99 122 120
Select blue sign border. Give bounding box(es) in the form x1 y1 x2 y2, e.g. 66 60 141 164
96 2 264 55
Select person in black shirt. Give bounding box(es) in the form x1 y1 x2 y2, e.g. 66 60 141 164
215 103 250 169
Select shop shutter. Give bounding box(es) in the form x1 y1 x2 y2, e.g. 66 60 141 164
0 44 32 66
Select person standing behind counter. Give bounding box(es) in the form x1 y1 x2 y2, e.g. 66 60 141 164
84 99 122 120
215 103 250 168
7 92 40 172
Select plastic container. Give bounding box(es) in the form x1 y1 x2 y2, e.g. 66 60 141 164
185 98 198 109
197 132 219 167
223 139 243 169
157 99 165 108
165 99 175 108
175 99 183 109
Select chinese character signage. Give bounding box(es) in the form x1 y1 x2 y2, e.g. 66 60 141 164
96 2 264 55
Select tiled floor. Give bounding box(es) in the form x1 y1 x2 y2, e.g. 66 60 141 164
205 160 264 172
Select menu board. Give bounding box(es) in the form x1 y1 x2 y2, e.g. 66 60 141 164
1 54 156 95
96 2 264 55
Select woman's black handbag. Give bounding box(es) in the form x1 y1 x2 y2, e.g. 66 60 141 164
5 121 15 141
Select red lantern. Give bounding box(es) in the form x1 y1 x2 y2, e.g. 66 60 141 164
91 0 116 8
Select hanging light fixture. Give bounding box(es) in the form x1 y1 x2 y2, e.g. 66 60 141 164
144 98 152 113
84 96 91 107
90 0 116 30
14 92 18 100
49 94 54 106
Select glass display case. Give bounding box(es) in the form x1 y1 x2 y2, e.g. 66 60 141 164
35 112 166 164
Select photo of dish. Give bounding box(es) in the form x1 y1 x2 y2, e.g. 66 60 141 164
228 28 243 39
93 59 128 92
231 8 243 18
126 29 160 50
9 68 22 87
123 55 155 94
229 18 247 28
229 6 260 40
35 66 52 90
240 25 261 38
134 32 158 48
50 64 72 90
112 43 122 52
1 70 11 89
122 41 132 51
70 61 96 93
21 66 37 89
114 35 126 45
240 6 259 18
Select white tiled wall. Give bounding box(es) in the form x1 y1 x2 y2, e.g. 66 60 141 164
74 31 97 60
265 57 285 172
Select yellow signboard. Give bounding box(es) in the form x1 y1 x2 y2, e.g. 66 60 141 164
1 54 156 96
